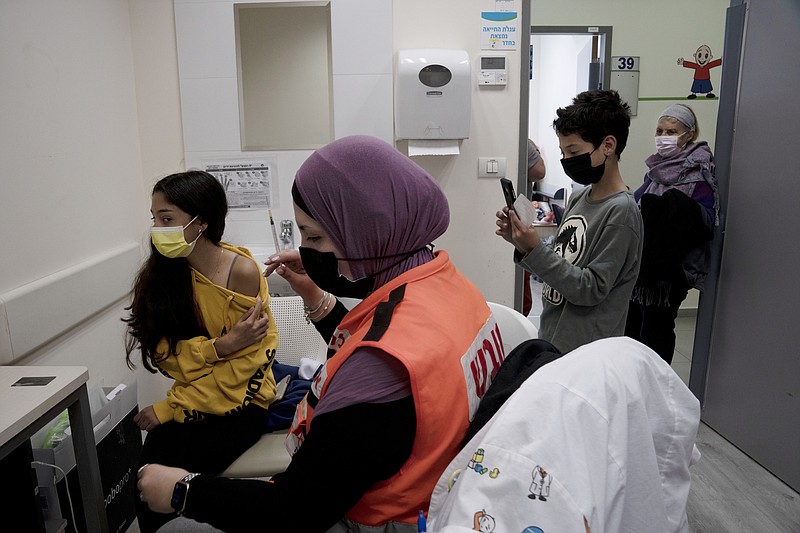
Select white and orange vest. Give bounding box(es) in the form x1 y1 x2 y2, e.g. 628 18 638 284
287 252 506 527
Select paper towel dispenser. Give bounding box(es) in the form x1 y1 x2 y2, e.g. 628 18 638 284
395 49 471 140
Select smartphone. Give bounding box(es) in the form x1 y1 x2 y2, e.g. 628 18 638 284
500 178 516 210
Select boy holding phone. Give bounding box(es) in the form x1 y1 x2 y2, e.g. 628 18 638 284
496 90 642 353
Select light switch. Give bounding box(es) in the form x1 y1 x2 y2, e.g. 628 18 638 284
478 157 507 178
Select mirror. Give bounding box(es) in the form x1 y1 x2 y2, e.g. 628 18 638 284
235 2 333 150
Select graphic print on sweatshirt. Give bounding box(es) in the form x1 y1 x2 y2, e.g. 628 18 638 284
542 215 588 306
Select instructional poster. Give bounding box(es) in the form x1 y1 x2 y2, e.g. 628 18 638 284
204 160 274 209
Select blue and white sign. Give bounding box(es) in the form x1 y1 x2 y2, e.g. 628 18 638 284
481 12 518 50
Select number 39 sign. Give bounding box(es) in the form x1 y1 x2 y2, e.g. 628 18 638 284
612 56 639 71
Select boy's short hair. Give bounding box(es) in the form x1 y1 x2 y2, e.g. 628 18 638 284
553 90 632 158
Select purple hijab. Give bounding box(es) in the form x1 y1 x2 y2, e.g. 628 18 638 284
294 135 450 288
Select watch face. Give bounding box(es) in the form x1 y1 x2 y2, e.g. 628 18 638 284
171 481 188 511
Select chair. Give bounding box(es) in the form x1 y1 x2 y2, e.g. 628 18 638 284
221 296 328 478
486 301 538 355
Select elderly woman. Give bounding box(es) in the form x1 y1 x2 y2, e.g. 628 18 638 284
625 104 718 364
138 135 502 533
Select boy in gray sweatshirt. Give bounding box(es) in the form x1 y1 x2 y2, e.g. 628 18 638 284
497 90 642 353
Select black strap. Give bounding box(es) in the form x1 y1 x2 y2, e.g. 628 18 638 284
225 254 239 288
307 285 407 409
363 284 407 342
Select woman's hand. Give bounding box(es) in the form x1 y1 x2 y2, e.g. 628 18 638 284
134 405 162 432
138 464 189 514
496 207 541 255
214 296 269 357
264 249 325 303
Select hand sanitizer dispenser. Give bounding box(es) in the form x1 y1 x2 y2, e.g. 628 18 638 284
395 49 471 140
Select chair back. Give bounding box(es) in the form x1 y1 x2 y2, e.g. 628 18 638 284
487 301 538 355
222 296 326 479
269 296 327 366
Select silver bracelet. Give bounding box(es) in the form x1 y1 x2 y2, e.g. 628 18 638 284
304 291 329 323
307 292 334 322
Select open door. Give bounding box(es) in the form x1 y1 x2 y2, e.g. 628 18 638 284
518 26 612 318
528 26 612 207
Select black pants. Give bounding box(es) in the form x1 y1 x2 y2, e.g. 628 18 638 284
625 282 690 365
135 404 270 533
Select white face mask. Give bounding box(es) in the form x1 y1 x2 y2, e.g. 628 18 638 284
654 134 683 158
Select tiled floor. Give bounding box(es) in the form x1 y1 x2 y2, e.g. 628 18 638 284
672 313 696 385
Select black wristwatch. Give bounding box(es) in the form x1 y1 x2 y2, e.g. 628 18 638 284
170 473 201 515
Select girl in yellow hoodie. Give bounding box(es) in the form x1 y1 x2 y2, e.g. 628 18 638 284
124 170 278 533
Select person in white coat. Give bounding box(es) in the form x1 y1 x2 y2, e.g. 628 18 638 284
427 336 701 533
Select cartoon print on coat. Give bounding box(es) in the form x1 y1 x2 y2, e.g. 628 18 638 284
467 448 500 478
521 528 545 533
678 44 722 99
528 465 553 501
447 468 463 492
473 510 496 532
542 215 588 306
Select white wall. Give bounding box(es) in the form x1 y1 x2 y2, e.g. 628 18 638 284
393 1 523 307
0 0 729 408
0 1 148 392
172 0 395 263
171 0 524 312
128 0 187 407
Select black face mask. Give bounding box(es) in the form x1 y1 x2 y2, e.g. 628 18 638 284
299 246 429 299
560 148 607 185
299 247 376 299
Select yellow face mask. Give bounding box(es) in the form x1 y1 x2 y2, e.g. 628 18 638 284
150 215 201 258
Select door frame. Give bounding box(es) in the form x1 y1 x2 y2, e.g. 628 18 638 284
514 23 613 312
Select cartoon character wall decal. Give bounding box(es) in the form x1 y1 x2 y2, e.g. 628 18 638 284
678 44 722 99
528 465 552 501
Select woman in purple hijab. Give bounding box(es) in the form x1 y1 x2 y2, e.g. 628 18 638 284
138 136 499 533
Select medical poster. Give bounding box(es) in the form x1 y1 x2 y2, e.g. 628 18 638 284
481 11 518 50
204 160 274 209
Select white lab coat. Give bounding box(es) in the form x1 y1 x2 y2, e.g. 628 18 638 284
428 337 701 533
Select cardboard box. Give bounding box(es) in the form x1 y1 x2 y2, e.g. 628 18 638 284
33 380 142 533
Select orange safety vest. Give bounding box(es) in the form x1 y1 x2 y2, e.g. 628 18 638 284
287 252 506 527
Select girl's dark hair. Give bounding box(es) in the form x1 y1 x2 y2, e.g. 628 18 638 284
553 90 632 158
124 170 228 371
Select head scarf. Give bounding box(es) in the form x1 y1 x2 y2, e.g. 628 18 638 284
660 104 696 129
646 104 717 225
294 135 449 288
